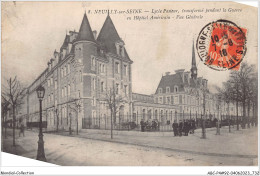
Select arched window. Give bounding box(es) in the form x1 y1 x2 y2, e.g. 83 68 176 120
174 86 178 93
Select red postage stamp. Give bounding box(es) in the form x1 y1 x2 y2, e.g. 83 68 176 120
196 20 247 71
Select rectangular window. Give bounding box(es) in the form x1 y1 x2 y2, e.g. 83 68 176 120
67 64 70 74
92 57 95 67
68 85 71 96
115 62 119 74
124 85 128 95
167 96 170 104
101 82 104 92
93 78 96 90
92 97 96 106
65 66 67 76
92 110 96 118
116 84 119 94
64 87 67 97
61 88 64 97
54 80 57 89
61 68 63 78
159 97 163 104
166 87 170 93
123 65 127 76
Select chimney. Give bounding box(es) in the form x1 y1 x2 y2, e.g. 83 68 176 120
175 69 185 82
47 61 51 71
93 30 97 40
165 72 170 76
202 79 208 88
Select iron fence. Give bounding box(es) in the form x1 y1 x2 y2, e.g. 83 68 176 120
82 113 255 132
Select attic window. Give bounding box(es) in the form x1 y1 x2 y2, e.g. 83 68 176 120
158 88 162 94
116 42 125 57
174 86 178 93
166 87 170 93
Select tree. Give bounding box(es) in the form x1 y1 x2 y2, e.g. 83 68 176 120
105 86 123 139
2 77 26 146
219 62 257 130
1 95 10 139
217 82 233 132
68 92 82 135
233 62 255 128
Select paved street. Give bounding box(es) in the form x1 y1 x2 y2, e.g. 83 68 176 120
2 126 258 166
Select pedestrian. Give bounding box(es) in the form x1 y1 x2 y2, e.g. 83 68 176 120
178 120 183 137
183 120 189 136
190 119 195 134
140 119 145 132
172 120 178 136
19 123 25 137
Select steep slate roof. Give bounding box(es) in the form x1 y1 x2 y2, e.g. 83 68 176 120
60 35 70 50
97 14 132 62
156 72 201 94
76 13 96 42
155 74 185 94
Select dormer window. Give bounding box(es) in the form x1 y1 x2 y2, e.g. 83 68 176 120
166 87 170 93
119 45 124 56
116 41 125 57
158 88 162 94
174 86 178 93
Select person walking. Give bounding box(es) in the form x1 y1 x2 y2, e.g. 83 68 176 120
172 120 178 136
178 120 183 137
183 120 189 136
190 119 196 134
140 119 145 132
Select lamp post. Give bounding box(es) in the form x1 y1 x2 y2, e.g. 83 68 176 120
201 88 206 139
36 85 46 162
69 113 72 135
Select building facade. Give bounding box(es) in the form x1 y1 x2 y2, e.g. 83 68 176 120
16 13 179 131
14 13 246 132
153 43 243 121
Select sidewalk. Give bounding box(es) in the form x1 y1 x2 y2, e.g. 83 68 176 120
70 126 258 158
2 127 258 166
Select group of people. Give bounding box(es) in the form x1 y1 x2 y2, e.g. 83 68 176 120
140 119 159 132
172 119 196 137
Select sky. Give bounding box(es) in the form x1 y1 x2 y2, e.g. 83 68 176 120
1 1 258 95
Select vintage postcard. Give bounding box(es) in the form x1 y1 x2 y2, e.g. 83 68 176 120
1 1 259 173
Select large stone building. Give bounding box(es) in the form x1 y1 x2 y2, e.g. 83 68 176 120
153 43 242 121
16 13 179 131
13 13 245 132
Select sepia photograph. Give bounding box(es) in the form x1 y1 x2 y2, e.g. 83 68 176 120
1 1 259 173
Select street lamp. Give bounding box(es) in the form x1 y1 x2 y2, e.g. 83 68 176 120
36 85 46 162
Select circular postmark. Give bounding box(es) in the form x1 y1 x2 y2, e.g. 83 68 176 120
196 19 247 71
